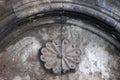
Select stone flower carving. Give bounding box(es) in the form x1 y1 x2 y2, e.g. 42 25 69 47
40 39 81 74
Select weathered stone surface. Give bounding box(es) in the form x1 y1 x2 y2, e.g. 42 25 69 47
0 24 120 80
0 0 120 80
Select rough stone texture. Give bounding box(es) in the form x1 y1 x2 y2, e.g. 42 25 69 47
0 0 120 80
0 24 120 80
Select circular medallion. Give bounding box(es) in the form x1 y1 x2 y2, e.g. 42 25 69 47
40 39 81 74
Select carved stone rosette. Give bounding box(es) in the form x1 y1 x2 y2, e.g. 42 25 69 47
40 39 81 74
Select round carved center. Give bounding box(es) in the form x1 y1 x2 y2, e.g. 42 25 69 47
57 54 62 59
40 39 81 74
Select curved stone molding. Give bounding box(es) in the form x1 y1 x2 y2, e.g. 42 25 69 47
40 39 81 74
